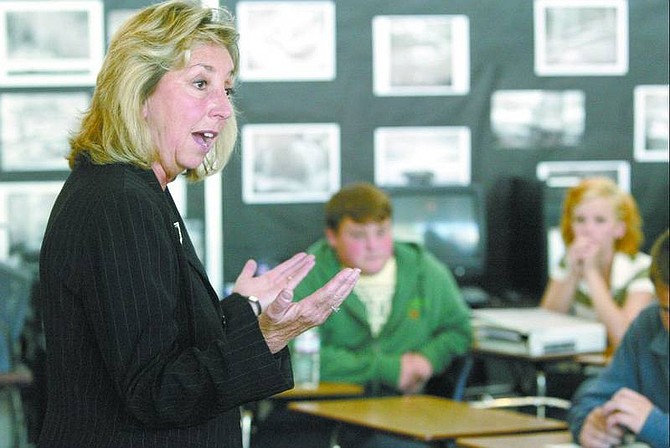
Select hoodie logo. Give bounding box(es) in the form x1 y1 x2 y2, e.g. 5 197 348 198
408 297 422 320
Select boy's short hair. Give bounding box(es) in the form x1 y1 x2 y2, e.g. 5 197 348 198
649 229 669 286
325 182 392 231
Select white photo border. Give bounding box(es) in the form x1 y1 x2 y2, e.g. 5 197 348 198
634 84 669 163
373 15 470 96
1 91 91 172
374 126 471 187
0 0 104 87
536 160 631 192
534 0 628 76
236 1 336 82
242 123 341 204
0 181 63 261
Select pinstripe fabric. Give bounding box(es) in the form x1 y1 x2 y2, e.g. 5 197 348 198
38 156 293 447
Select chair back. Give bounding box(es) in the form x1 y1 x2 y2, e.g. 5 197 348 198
425 353 474 401
0 264 33 373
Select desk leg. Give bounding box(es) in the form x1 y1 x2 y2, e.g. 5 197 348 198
240 407 253 448
536 369 547 418
329 423 342 448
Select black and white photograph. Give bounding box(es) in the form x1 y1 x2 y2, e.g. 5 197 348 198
536 160 631 192
1 92 90 172
374 126 471 187
373 14 470 96
634 84 669 163
242 123 340 204
0 0 104 87
534 0 628 76
491 89 585 149
236 1 336 81
0 181 63 262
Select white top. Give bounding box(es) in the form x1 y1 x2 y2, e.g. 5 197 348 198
354 257 397 337
551 251 654 320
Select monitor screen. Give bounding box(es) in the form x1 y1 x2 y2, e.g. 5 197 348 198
386 185 487 284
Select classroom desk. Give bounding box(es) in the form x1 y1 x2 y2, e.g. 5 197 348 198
241 382 364 448
288 395 567 447
573 346 613 368
456 430 573 448
274 381 364 399
472 344 604 417
473 343 602 397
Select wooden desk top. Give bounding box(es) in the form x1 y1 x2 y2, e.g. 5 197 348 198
274 382 364 399
0 366 33 386
288 395 567 442
457 430 573 448
573 346 614 367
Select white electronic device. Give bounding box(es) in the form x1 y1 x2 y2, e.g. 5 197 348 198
472 307 607 357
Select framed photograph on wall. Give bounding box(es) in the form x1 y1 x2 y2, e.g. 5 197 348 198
374 126 471 187
0 181 63 261
236 1 336 81
242 123 340 204
634 85 669 163
491 89 585 149
534 0 628 76
1 92 90 172
373 15 470 96
0 0 104 87
536 160 631 192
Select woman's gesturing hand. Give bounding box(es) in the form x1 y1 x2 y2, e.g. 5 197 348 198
232 252 316 311
258 267 360 354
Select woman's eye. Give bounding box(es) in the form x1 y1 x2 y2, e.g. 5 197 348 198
194 80 207 90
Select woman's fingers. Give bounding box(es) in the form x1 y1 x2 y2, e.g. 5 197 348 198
283 254 316 289
267 252 316 289
232 259 257 286
263 289 294 321
323 268 360 311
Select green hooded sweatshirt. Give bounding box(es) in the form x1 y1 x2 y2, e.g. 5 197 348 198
294 240 473 394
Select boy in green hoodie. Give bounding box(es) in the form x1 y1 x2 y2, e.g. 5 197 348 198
295 182 472 396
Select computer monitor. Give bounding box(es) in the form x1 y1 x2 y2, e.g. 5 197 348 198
385 184 487 285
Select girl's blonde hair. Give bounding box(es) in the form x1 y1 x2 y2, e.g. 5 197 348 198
68 0 239 181
560 176 643 255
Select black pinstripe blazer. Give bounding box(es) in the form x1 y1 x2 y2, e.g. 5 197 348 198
38 156 292 447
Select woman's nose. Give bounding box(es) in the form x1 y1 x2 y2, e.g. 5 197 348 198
210 91 233 120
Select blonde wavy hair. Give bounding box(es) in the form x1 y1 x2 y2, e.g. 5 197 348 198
559 176 643 255
68 0 239 181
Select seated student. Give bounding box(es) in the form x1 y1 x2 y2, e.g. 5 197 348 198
286 182 473 448
252 182 471 448
541 177 655 347
568 229 669 448
295 182 473 395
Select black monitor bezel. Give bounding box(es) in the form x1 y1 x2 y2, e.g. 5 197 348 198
384 184 488 284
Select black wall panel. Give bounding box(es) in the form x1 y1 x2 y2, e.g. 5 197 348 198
220 0 669 295
1 0 666 297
